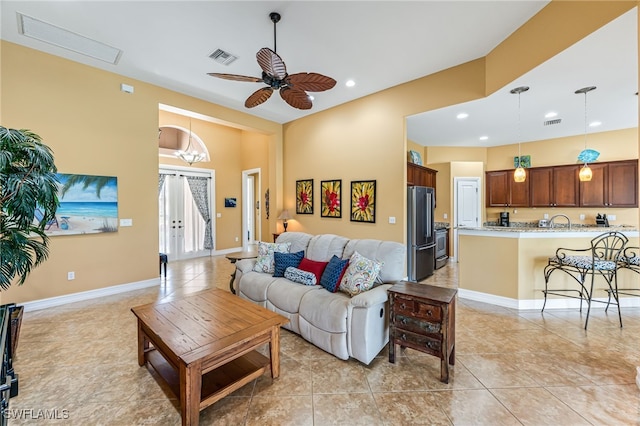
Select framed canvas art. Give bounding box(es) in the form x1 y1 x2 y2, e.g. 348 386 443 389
321 179 341 218
296 179 314 214
350 180 376 223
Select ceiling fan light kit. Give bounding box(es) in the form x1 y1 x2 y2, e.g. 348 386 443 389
208 12 336 110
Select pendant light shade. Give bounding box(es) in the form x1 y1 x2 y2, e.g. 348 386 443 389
510 86 529 183
176 119 206 165
575 86 596 182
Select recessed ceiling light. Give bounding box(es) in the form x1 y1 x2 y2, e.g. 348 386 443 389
456 113 469 120
479 136 488 141
545 112 558 118
345 80 355 87
589 121 602 127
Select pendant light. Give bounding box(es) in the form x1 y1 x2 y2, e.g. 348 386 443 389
175 118 206 165
575 86 596 182
511 86 529 183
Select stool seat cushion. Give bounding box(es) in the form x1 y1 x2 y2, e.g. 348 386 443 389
549 255 616 271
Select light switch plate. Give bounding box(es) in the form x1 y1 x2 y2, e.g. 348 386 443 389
120 218 133 227
389 216 396 224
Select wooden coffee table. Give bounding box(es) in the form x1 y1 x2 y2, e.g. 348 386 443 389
131 289 288 425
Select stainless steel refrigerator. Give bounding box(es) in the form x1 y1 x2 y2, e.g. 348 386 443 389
407 186 435 281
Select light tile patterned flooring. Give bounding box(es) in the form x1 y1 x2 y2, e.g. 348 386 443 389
10 256 640 425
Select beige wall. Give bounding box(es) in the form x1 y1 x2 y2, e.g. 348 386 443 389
0 41 281 304
240 131 272 241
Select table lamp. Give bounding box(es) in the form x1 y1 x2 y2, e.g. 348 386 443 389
278 209 291 232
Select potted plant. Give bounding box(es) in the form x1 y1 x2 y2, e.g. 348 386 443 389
0 126 59 354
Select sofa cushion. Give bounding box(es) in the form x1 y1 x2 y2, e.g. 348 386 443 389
343 239 405 283
284 267 317 286
299 289 350 333
267 279 322 314
320 255 349 293
306 234 349 262
339 251 383 296
273 250 304 277
275 232 314 254
298 258 329 283
253 241 291 274
239 272 280 303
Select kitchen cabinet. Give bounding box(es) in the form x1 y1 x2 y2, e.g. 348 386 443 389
407 162 437 189
485 170 529 207
529 165 579 207
580 160 638 207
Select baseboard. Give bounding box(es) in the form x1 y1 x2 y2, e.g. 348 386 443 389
21 278 160 312
458 288 640 311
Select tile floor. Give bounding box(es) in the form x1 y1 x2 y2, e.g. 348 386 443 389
9 256 640 425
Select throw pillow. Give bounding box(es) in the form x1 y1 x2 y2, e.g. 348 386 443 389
273 250 305 277
339 251 384 296
320 255 349 293
284 266 317 286
298 258 329 283
253 241 291 274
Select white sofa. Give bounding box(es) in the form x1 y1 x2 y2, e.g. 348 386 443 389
233 232 406 365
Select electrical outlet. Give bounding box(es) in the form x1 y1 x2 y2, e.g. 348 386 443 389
67 271 75 280
608 214 617 221
217 213 222 218
235 237 239 242
443 213 448 219
543 213 549 219
388 216 396 224
579 214 585 220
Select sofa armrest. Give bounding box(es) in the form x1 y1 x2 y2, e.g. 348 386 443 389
236 258 257 273
349 284 392 308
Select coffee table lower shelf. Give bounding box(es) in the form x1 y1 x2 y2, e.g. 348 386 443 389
146 348 269 411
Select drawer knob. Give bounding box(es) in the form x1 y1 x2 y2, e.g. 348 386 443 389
426 309 433 316
400 303 406 310
401 318 408 325
401 333 407 341
426 341 436 349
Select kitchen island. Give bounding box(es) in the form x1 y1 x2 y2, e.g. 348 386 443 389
458 226 639 310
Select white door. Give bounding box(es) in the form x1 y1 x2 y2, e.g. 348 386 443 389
453 178 481 261
242 168 261 249
159 167 214 260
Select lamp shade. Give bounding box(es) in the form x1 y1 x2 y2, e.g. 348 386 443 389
579 164 593 182
513 166 526 183
278 210 291 220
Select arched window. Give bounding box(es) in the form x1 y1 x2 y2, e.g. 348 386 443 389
158 125 210 162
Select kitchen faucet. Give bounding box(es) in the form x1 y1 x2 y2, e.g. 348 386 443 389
549 214 572 230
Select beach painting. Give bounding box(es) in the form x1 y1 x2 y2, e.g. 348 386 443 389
43 173 118 236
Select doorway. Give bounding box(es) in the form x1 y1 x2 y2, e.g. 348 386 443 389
242 168 261 249
453 177 481 261
159 165 215 260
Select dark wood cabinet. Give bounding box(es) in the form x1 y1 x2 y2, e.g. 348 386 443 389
485 170 529 207
389 282 456 383
407 162 437 188
486 159 637 209
580 160 638 207
529 165 579 207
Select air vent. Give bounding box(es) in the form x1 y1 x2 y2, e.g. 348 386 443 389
209 49 238 66
544 118 562 126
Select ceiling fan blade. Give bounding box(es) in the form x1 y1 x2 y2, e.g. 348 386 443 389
207 73 262 83
280 87 312 110
256 48 287 80
245 87 274 108
286 73 337 92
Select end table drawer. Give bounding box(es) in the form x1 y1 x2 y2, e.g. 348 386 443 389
393 297 442 322
395 328 442 356
395 314 441 335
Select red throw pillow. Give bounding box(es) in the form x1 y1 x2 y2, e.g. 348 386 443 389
298 258 329 284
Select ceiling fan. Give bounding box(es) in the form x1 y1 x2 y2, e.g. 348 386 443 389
208 12 336 110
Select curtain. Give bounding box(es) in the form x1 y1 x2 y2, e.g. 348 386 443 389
158 173 167 195
185 176 213 250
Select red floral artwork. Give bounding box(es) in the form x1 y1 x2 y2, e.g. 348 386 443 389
321 180 341 218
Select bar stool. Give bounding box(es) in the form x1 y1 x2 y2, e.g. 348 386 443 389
542 231 628 329
605 246 640 311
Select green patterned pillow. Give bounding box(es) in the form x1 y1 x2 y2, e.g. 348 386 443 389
253 242 291 274
339 251 383 296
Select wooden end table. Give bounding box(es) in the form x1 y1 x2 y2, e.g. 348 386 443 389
131 289 288 425
388 281 457 383
225 250 257 294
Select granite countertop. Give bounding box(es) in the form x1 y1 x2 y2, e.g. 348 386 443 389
464 223 638 233
434 222 450 230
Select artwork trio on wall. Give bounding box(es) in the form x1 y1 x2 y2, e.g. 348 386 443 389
293 178 376 223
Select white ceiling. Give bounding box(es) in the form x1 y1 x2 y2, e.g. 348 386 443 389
407 7 638 147
1 0 551 126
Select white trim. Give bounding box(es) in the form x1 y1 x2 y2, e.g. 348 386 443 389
458 288 640 310
242 168 261 251
22 278 160 312
453 177 481 262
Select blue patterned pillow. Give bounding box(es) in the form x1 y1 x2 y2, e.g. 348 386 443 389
284 267 317 286
320 255 350 293
273 250 304 277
